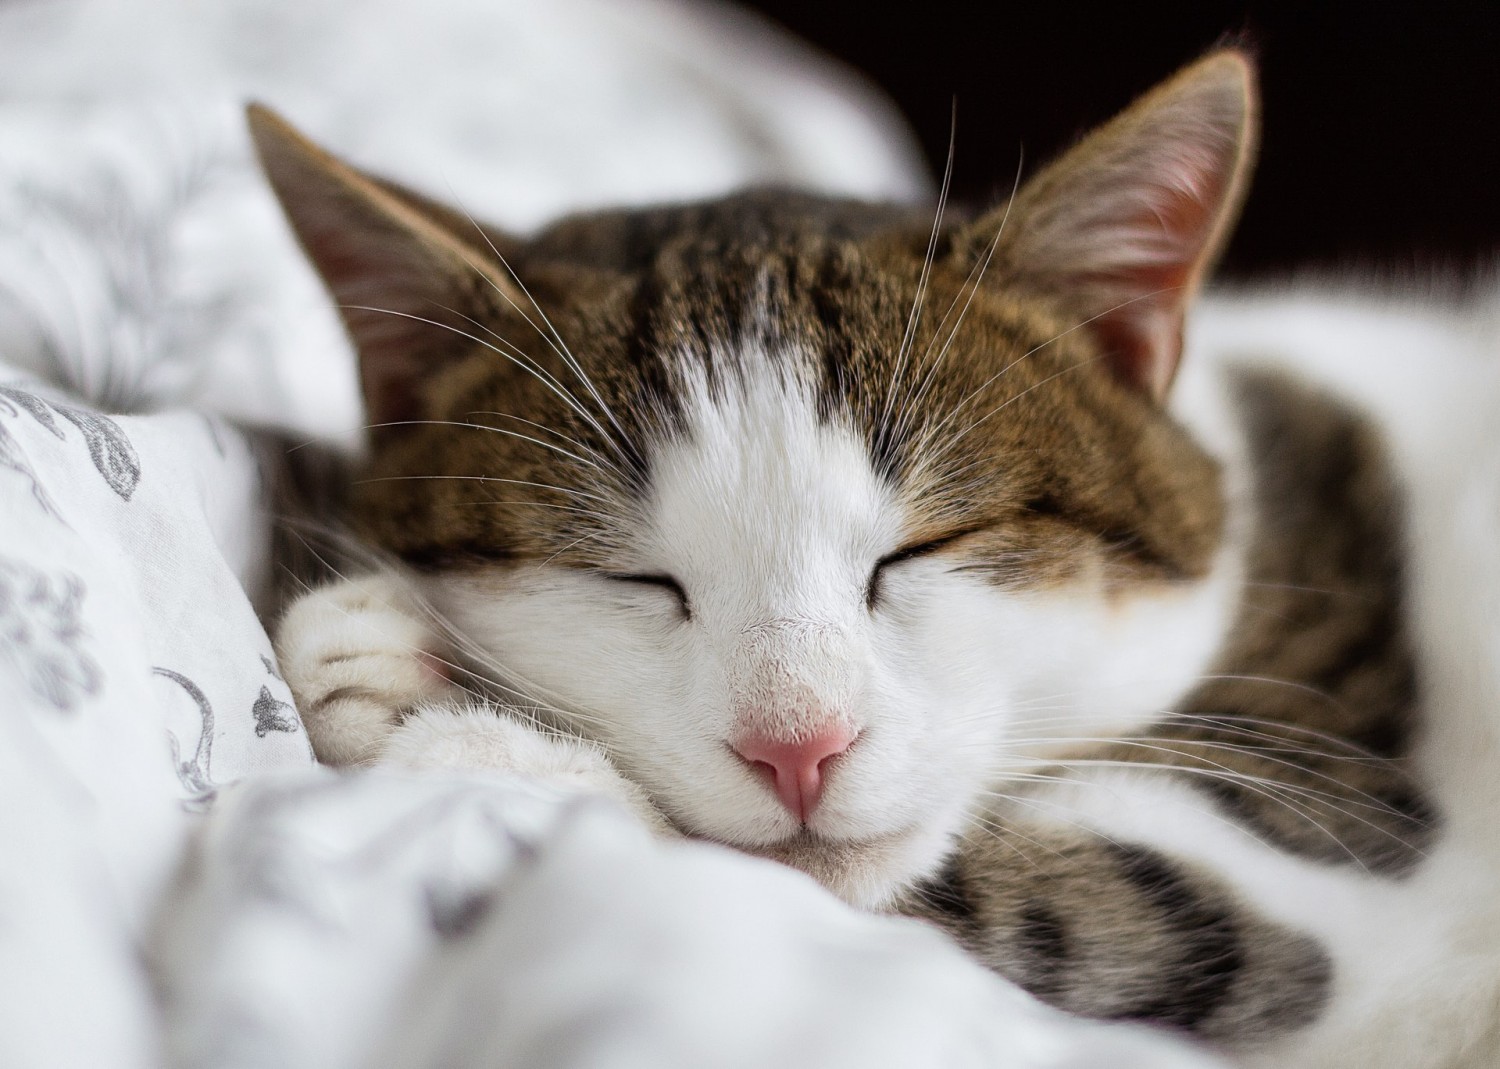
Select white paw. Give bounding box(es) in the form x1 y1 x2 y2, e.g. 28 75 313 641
381 705 676 837
274 572 459 766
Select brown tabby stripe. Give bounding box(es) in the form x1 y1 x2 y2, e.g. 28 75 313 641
902 829 1332 1042
1098 369 1436 875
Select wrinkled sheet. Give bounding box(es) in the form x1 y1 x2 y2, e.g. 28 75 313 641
0 1 1222 1065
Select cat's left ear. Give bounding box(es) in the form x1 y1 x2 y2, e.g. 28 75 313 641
247 104 527 432
969 49 1258 401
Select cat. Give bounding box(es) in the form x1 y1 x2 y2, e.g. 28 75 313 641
256 49 1500 1066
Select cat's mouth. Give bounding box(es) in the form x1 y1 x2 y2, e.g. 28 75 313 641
734 824 932 909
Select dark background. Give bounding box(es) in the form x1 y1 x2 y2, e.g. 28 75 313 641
742 1 1499 278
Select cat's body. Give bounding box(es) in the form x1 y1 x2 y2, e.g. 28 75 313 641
258 53 1500 1066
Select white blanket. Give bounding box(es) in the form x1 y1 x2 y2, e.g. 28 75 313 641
0 1 1221 1065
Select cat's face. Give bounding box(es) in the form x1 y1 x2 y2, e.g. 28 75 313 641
252 51 1257 905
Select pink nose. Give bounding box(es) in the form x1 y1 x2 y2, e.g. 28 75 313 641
732 725 857 823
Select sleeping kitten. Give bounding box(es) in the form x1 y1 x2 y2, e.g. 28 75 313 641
256 51 1491 1064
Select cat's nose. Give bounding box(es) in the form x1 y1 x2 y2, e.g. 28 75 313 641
732 725 857 823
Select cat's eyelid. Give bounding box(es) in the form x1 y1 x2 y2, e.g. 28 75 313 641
876 526 986 569
601 571 692 616
867 526 987 610
602 571 683 591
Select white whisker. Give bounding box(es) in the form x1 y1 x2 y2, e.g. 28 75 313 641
358 418 604 471
353 473 614 506
892 149 1026 454
344 304 623 472
881 108 957 436
440 194 633 458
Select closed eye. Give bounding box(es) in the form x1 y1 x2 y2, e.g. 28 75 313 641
603 572 692 619
866 529 978 609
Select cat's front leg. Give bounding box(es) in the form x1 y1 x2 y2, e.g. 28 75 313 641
378 704 676 837
897 811 1332 1049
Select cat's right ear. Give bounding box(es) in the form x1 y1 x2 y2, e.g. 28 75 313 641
247 104 523 431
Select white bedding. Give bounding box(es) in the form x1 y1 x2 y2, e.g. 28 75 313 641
0 1 1221 1065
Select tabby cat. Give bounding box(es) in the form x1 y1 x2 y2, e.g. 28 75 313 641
257 51 1500 1066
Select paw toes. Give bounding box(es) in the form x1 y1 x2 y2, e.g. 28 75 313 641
274 574 461 767
302 690 408 766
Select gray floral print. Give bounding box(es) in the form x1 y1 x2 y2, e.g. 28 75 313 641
0 556 100 711
253 685 298 737
58 404 140 500
254 654 300 737
0 385 140 504
157 666 216 806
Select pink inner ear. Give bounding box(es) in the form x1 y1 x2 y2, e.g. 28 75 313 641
1151 150 1231 273
1089 153 1234 399
365 366 421 428
298 212 481 431
1094 308 1182 400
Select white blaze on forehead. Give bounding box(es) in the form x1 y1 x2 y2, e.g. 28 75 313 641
646 341 902 623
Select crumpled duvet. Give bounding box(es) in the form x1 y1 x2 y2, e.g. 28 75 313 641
0 0 1221 1065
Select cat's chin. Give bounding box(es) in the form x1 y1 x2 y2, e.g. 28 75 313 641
739 825 949 911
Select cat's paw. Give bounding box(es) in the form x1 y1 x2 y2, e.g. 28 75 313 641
381 704 677 837
275 573 459 766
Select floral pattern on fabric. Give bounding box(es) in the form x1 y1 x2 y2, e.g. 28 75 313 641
0 556 100 712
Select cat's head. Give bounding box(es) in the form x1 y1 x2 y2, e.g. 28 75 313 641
252 51 1257 906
